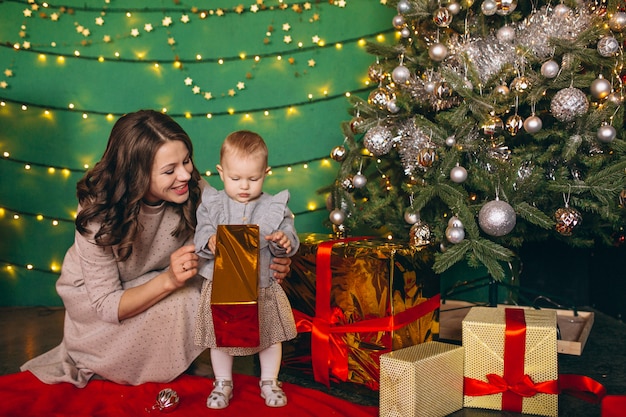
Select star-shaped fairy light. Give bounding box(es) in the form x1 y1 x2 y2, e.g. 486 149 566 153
95 17 104 26
235 5 244 13
4 69 13 77
216 9 225 16
284 35 292 44
81 28 90 37
103 35 111 42
304 2 312 10
130 28 140 37
0 81 8 89
192 85 201 94
204 92 213 100
250 5 259 12
292 4 302 13
312 35 320 44
162 16 172 27
228 89 236 96
22 41 30 49
184 77 193 86
144 23 153 32
308 59 316 67
181 14 190 23
237 81 245 90
282 23 291 31
167 37 176 45
336 0 347 7
23 9 32 17
51 13 59 21
76 25 85 33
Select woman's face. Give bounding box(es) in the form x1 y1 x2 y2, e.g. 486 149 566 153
143 140 193 205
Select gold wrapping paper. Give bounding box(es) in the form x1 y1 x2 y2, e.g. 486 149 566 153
211 224 259 304
462 306 558 416
379 341 464 417
282 234 440 389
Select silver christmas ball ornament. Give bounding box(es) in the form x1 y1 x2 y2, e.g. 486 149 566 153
448 216 463 229
352 172 367 188
447 2 461 15
424 81 436 94
495 0 517 16
404 210 420 225
541 60 560 79
400 27 412 38
552 3 571 17
597 124 617 143
428 43 448 61
386 99 401 114
329 208 346 225
445 226 465 244
597 36 620 57
481 0 498 16
392 14 406 29
478 199 516 237
392 65 411 84
396 0 411 14
523 115 543 134
550 87 589 122
450 165 468 183
608 12 626 32
590 76 612 100
445 135 457 147
496 26 516 42
607 92 624 106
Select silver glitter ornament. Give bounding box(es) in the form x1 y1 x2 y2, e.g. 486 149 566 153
478 199 516 237
597 36 620 57
392 65 411 84
597 124 617 143
329 208 346 225
428 43 448 61
590 76 612 99
446 226 465 244
505 114 524 136
541 60 560 78
363 125 394 156
608 12 626 32
523 115 543 134
555 206 581 236
150 388 180 413
352 172 367 188
330 145 347 162
450 165 468 183
550 87 589 122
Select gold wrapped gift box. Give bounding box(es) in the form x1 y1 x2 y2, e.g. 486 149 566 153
462 306 559 416
282 234 440 390
379 341 464 417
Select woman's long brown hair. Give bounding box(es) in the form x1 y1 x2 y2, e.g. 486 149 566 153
75 110 202 261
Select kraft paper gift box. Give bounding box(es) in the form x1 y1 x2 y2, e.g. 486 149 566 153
379 341 464 417
462 306 559 416
211 224 260 348
282 234 440 390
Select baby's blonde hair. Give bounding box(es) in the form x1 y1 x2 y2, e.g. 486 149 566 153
221 130 269 167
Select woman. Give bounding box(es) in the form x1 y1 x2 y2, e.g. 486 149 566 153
20 110 291 388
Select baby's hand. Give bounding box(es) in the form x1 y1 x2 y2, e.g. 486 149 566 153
207 235 217 253
266 231 291 252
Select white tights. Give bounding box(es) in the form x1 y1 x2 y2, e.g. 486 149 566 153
210 343 282 381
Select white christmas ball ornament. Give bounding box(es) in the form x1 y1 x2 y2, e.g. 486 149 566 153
478 199 516 237
428 43 448 61
541 60 560 79
597 124 617 143
523 115 543 134
450 165 468 183
352 173 367 188
329 208 346 225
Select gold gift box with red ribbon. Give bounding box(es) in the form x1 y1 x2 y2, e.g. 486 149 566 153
282 234 440 390
462 306 559 416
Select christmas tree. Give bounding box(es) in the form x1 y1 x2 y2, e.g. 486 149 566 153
325 0 626 281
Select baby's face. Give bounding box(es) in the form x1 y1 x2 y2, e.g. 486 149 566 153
217 152 268 204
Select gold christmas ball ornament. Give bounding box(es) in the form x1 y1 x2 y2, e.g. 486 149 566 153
495 84 510 95
417 147 438 168
330 145 347 162
478 199 516 237
368 62 387 82
510 76 530 93
349 115 366 133
608 12 626 32
368 87 392 110
555 206 582 236
505 114 524 136
495 0 517 16
483 115 504 136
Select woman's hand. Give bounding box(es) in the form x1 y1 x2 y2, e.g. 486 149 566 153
270 256 291 284
167 244 199 289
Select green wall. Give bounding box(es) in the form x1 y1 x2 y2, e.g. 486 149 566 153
0 1 396 306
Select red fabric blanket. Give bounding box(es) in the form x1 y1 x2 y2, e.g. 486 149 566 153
0 372 377 417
